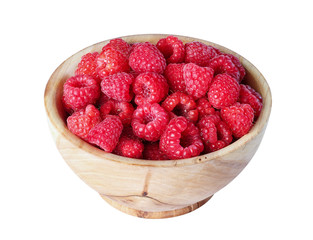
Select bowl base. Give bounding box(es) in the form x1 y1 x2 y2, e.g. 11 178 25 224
100 194 213 219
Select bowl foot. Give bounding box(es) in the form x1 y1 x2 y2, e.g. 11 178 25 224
100 194 213 219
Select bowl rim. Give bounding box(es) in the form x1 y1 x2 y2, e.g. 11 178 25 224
44 33 272 168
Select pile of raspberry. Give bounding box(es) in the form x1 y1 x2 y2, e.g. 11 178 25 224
62 36 263 160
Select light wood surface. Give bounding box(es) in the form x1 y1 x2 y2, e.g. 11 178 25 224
44 34 272 218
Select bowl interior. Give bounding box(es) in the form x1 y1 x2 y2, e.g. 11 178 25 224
44 34 272 167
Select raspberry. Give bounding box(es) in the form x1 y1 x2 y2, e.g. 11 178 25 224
87 115 123 152
222 53 246 81
156 36 185 63
208 73 240 109
100 99 134 126
129 42 166 74
102 38 131 57
164 63 186 93
161 92 198 122
133 72 169 106
198 116 218 144
220 103 254 138
100 72 134 102
239 84 263 119
96 47 130 78
199 115 233 153
142 142 169 160
113 127 144 158
75 52 100 82
185 41 218 67
208 55 241 81
196 98 216 118
183 63 214 99
216 120 233 144
63 75 100 111
159 117 204 159
131 103 169 142
206 140 227 152
67 104 102 141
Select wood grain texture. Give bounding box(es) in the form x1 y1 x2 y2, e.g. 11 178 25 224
44 34 272 218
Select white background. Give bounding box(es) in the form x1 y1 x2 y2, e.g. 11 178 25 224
1 0 312 239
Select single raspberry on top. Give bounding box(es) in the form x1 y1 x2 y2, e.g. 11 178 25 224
239 84 263 119
87 115 123 152
183 63 214 99
63 75 100 112
161 91 198 122
220 103 254 138
208 54 241 81
156 36 185 63
133 72 169 106
102 38 131 57
208 73 240 109
164 63 186 93
159 117 204 159
100 99 134 126
67 104 102 141
131 103 169 142
142 142 169 160
96 47 130 78
100 72 134 102
185 41 218 67
113 127 144 159
75 52 100 82
129 42 166 74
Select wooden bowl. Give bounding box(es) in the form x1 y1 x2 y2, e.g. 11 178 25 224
44 34 272 218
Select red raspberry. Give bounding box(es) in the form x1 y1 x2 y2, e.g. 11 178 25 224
75 52 100 82
87 115 123 152
142 142 169 160
156 36 185 63
208 55 241 81
113 127 144 158
220 103 254 138
239 84 263 119
159 117 204 159
216 120 233 144
183 63 214 99
131 103 169 142
208 73 240 109
133 72 169 106
96 47 130 78
222 53 246 81
185 41 218 67
100 72 134 102
199 115 232 153
198 116 218 144
67 104 102 141
164 63 186 93
100 99 134 126
161 92 198 122
63 75 100 111
196 98 216 118
129 42 166 74
206 140 227 152
102 38 131 57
